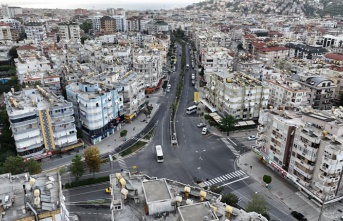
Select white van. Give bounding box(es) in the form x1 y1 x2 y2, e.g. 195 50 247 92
155 145 164 162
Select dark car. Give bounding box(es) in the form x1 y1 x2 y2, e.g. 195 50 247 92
291 211 307 221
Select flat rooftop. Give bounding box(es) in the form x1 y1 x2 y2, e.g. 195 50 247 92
0 172 61 221
178 202 218 221
142 179 171 202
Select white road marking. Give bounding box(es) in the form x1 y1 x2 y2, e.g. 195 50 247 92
227 137 237 146
220 176 249 187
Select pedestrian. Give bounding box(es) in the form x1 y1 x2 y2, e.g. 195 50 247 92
133 127 135 131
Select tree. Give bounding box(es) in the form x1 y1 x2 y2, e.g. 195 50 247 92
70 154 85 180
25 158 42 174
199 67 205 76
221 192 239 206
210 185 224 194
246 193 268 215
3 156 26 174
83 146 101 177
219 115 237 136
79 21 92 34
263 175 272 185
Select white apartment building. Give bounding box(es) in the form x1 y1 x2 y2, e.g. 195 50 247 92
0 18 21 29
4 86 78 160
112 14 127 32
204 71 269 120
15 45 52 83
58 22 80 41
120 72 146 120
201 47 233 71
256 107 343 204
0 5 22 19
0 24 11 40
66 80 123 144
92 15 102 32
267 78 310 109
24 21 47 45
132 49 163 88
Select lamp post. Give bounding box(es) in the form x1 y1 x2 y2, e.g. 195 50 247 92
196 150 206 183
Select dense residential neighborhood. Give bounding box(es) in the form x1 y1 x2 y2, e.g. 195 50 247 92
1 0 343 220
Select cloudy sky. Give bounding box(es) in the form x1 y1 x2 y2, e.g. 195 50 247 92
2 0 201 9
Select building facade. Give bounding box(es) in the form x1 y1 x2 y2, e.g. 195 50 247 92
58 22 80 41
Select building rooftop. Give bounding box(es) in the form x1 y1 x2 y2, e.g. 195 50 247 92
4 86 70 117
104 172 268 221
0 172 61 221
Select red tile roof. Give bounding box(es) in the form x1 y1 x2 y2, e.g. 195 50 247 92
258 46 288 52
17 45 36 51
325 53 343 61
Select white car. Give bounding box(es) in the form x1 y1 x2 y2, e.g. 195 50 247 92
247 135 257 141
191 75 195 80
197 123 206 128
202 127 208 135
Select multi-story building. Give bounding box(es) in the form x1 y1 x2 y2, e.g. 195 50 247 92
120 72 146 120
291 73 336 110
201 47 233 72
24 21 47 45
0 22 11 40
92 15 103 32
100 16 116 33
204 71 269 120
127 16 145 32
58 22 80 41
0 18 21 30
15 45 52 83
4 86 79 160
112 14 127 32
66 80 123 144
256 107 343 203
132 49 163 88
267 78 310 109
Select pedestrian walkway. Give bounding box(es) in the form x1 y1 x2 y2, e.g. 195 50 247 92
237 151 342 221
114 154 128 171
203 170 247 186
220 138 240 157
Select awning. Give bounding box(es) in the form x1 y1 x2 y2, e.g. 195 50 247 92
125 113 135 120
200 99 216 113
208 112 222 124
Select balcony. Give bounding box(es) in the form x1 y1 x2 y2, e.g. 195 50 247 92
258 126 267 134
300 130 321 144
315 182 337 194
294 158 315 170
318 172 340 184
256 140 266 147
320 164 342 174
322 155 339 165
296 177 311 187
293 166 313 179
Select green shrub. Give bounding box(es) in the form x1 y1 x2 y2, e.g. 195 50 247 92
64 176 110 189
120 130 128 137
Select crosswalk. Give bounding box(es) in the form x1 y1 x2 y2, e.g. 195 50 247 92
114 154 129 171
220 138 240 157
203 170 246 186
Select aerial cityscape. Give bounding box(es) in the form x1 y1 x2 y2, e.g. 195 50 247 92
0 0 343 220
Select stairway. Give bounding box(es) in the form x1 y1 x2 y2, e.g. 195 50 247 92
38 109 55 150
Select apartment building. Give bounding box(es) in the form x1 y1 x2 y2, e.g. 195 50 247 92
0 18 21 30
112 14 127 32
256 107 343 203
267 78 310 109
58 22 80 41
127 16 146 32
132 49 163 88
4 86 78 160
0 23 11 40
291 73 336 110
66 80 123 144
24 21 47 45
201 47 233 71
0 4 22 19
100 16 116 33
92 15 102 32
15 45 52 83
120 72 146 120
204 71 269 120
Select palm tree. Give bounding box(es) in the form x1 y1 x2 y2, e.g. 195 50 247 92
219 115 237 136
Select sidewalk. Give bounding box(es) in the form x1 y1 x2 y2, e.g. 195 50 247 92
238 151 340 221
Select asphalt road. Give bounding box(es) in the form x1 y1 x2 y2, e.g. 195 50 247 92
58 41 295 220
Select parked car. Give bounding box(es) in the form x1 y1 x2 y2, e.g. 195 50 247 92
105 187 112 193
197 123 206 128
247 135 257 141
201 127 208 135
291 211 307 221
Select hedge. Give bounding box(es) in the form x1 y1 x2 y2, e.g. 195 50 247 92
64 176 109 189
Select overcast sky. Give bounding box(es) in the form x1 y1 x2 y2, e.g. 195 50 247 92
2 0 202 9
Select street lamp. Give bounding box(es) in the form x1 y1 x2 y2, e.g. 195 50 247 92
196 150 206 183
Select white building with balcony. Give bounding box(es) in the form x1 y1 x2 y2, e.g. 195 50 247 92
24 21 47 45
3 86 78 160
66 80 123 144
204 71 269 120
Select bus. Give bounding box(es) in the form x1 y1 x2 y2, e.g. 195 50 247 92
155 145 164 163
186 105 197 114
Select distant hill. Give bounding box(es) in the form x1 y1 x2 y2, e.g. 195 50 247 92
186 0 343 17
